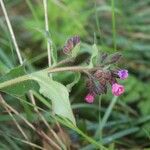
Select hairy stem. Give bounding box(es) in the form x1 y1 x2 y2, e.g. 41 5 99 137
0 66 101 90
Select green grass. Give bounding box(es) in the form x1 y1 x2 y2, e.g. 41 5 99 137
0 0 150 149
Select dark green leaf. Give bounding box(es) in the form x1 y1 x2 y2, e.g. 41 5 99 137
0 66 39 96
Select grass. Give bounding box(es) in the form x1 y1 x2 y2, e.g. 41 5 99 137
0 0 150 149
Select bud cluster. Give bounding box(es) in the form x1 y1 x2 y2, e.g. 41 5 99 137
63 36 80 54
62 35 128 104
85 69 128 103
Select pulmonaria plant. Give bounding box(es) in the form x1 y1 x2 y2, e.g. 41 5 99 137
62 36 128 104
85 68 128 103
85 57 128 103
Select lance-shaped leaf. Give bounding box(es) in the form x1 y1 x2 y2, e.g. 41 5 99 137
89 44 98 67
71 43 80 58
0 66 38 96
31 71 76 125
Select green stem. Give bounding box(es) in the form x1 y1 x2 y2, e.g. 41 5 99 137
46 66 99 73
0 66 102 90
57 117 107 150
0 75 31 89
111 0 116 51
43 0 51 67
0 0 23 64
95 96 118 138
98 95 102 141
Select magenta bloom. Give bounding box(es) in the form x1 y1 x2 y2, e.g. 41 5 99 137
117 69 128 80
112 83 125 96
85 93 95 103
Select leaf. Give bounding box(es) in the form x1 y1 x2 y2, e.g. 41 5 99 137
71 43 80 58
32 71 76 125
0 60 10 75
88 44 98 67
0 47 13 68
66 73 81 92
0 66 38 96
102 127 139 144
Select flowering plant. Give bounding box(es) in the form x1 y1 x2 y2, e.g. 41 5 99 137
62 36 128 103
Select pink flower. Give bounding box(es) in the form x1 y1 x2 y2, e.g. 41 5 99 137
85 93 95 103
112 83 125 96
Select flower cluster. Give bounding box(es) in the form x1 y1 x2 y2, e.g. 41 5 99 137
62 36 128 104
85 69 128 103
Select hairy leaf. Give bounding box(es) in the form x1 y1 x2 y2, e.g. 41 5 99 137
89 44 98 67
0 66 38 96
32 71 76 125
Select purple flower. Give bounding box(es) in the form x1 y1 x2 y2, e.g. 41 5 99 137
117 69 128 80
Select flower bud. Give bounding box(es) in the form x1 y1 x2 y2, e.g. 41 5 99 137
63 36 80 54
85 93 95 103
110 53 122 64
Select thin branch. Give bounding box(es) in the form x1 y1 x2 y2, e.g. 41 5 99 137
0 0 23 64
43 0 51 67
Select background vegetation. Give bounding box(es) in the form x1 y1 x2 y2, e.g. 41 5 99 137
0 0 150 149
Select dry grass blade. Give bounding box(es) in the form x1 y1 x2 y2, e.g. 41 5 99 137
0 94 29 141
43 0 51 67
0 94 61 150
0 0 23 64
29 91 66 149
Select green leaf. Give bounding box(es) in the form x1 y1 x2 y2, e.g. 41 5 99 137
0 60 10 75
71 43 80 57
121 76 142 103
0 47 13 68
0 66 38 96
102 127 139 144
88 44 98 67
66 72 81 92
32 71 76 125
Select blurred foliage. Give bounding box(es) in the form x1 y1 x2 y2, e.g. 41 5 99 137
0 0 150 149
24 0 89 48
